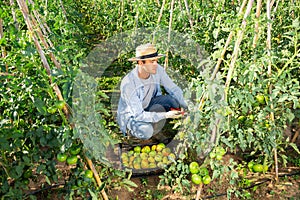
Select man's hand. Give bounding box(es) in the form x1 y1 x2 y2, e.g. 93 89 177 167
165 110 182 119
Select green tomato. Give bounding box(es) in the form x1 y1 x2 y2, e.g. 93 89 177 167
209 152 216 159
256 94 265 105
55 100 66 109
84 170 93 179
248 114 254 122
238 115 246 123
67 155 78 165
216 147 226 156
202 175 211 185
191 174 202 185
47 106 57 114
189 162 199 174
134 146 141 153
70 145 81 155
57 153 68 162
198 167 209 177
215 154 223 160
247 161 254 171
253 164 263 172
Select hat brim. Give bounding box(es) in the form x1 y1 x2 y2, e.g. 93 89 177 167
128 54 165 61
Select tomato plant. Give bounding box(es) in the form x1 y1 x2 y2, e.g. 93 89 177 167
0 0 299 199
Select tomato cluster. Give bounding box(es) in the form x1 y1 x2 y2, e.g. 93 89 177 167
248 161 268 173
56 144 82 165
209 146 226 161
189 162 211 185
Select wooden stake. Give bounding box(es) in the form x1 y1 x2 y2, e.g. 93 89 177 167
225 0 254 92
252 0 262 48
266 0 279 182
198 0 248 113
210 0 247 81
157 0 166 24
85 156 109 200
165 0 175 70
291 128 299 143
28 0 62 69
16 0 70 118
0 19 7 60
156 0 160 6
16 1 109 199
195 183 203 200
10 0 19 30
183 0 194 31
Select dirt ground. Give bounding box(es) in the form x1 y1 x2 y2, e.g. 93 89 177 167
27 132 300 200
107 157 300 200
29 153 299 200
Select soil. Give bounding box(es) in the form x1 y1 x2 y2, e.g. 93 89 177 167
27 152 300 200
26 126 300 199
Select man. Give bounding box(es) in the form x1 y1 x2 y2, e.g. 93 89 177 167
117 43 188 140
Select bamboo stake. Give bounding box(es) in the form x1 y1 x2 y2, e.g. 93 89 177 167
195 183 203 200
252 0 262 48
28 0 62 69
266 0 279 182
157 0 166 24
291 128 299 143
156 0 160 6
85 156 109 200
10 0 19 30
183 0 194 31
0 19 7 63
119 0 124 31
177 0 185 30
16 0 70 118
164 0 175 70
210 0 247 81
224 0 254 91
197 0 253 158
198 0 248 113
16 1 109 199
198 0 249 110
59 0 68 21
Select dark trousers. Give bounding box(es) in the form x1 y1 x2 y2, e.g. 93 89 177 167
127 95 180 140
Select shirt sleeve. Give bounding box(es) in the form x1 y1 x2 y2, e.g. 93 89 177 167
121 79 166 123
157 65 188 109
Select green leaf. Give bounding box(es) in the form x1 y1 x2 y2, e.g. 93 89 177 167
33 97 47 115
122 178 138 188
289 143 300 154
88 188 98 200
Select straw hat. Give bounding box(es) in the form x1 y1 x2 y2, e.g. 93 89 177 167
128 43 165 61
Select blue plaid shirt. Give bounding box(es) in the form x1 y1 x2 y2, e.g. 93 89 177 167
117 64 187 134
